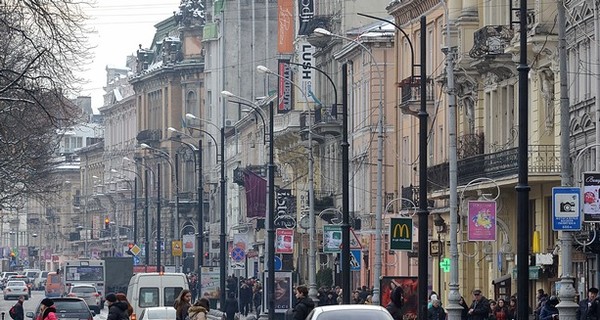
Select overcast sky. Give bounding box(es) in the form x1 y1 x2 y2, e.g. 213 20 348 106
79 0 181 112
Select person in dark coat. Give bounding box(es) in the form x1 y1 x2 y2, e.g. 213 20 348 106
427 299 446 320
224 292 239 320
293 286 314 320
468 289 491 320
11 296 25 320
106 293 129 320
578 287 600 320
459 296 470 320
386 286 404 320
239 282 253 316
253 285 263 314
539 296 559 320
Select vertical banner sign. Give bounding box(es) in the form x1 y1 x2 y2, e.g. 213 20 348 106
297 0 314 35
171 240 182 257
277 59 293 113
297 40 314 102
182 234 195 253
390 218 413 251
323 225 342 253
275 229 294 254
200 267 221 299
583 172 600 221
277 0 294 54
274 189 297 228
552 187 582 230
468 200 497 241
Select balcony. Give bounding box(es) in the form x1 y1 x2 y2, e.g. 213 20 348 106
136 129 162 144
305 106 342 139
398 76 435 116
233 165 267 186
428 145 561 192
469 25 514 59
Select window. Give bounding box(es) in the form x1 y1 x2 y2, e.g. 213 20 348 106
139 287 159 308
186 91 199 116
164 287 183 306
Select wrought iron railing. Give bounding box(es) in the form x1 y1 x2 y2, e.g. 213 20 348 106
428 145 561 192
399 76 435 104
469 25 514 59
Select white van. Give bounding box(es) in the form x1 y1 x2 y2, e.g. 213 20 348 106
126 273 188 318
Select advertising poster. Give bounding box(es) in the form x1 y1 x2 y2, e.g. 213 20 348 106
323 225 342 253
380 276 418 320
390 218 413 251
200 266 221 300
277 0 294 54
583 172 600 221
468 200 497 241
277 60 293 113
275 229 294 254
264 271 292 313
182 234 195 253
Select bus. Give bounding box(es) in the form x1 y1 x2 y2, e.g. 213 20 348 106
62 260 105 301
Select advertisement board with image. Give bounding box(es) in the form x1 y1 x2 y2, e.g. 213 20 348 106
583 172 600 221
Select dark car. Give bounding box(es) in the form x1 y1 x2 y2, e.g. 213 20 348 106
25 297 97 320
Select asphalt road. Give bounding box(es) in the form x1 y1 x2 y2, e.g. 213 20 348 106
0 290 108 320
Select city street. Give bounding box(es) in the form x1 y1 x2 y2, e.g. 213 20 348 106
0 291 108 320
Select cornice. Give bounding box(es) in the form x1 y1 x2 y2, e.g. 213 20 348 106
387 0 441 25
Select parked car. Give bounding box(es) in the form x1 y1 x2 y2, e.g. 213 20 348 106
34 271 49 290
3 280 29 300
7 275 32 296
25 297 97 320
67 284 102 314
138 307 176 320
306 305 394 320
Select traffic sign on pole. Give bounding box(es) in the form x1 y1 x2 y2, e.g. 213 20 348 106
552 187 582 231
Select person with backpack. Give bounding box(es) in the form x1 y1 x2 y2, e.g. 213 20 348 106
9 296 25 320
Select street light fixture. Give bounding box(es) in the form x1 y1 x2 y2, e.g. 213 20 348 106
313 27 385 305
185 113 227 310
256 65 318 307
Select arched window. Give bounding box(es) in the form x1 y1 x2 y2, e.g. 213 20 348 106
186 91 199 116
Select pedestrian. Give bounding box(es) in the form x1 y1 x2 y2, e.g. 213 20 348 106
189 298 210 320
493 299 509 320
539 296 559 320
174 289 193 320
293 286 315 320
386 286 404 320
224 292 239 320
507 297 517 320
578 287 600 320
427 299 446 320
459 296 470 320
10 296 25 320
468 289 491 320
36 298 57 320
106 293 129 320
535 289 549 320
240 281 253 316
116 293 133 318
253 285 262 314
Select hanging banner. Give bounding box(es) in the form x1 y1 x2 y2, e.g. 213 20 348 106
182 234 195 253
297 0 314 35
277 0 294 54
468 200 497 241
390 218 413 251
244 170 267 218
296 39 314 103
278 59 293 113
275 229 294 254
583 172 600 221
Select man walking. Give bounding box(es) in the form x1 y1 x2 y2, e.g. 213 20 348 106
9 296 25 320
468 289 491 320
293 286 314 320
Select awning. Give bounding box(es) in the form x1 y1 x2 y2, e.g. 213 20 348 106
492 273 511 285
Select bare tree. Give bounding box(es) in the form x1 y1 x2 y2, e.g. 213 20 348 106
0 0 93 208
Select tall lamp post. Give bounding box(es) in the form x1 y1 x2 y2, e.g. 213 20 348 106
256 64 313 314
111 168 142 244
185 113 226 310
313 27 385 305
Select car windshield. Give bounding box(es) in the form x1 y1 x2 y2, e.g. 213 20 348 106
72 287 96 294
41 271 49 277
7 281 25 287
314 309 392 320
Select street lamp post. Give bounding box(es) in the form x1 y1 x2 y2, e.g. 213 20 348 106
313 27 385 305
257 65 315 311
111 168 142 245
185 114 226 310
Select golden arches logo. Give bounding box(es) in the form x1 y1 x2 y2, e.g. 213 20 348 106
393 223 410 238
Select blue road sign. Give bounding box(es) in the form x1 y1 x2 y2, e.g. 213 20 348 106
552 187 582 231
274 256 282 271
133 255 140 265
350 250 361 271
231 247 245 262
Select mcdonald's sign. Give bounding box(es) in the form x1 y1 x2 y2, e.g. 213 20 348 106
390 218 413 251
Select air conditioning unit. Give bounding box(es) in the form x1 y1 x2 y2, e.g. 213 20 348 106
224 119 234 127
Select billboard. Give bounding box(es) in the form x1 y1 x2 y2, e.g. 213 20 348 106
200 266 221 299
380 276 418 320
297 0 314 35
264 271 292 313
275 229 294 254
390 218 413 251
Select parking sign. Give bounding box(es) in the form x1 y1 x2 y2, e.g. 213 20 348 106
552 187 582 231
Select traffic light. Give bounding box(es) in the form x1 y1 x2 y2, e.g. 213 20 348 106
104 217 110 229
